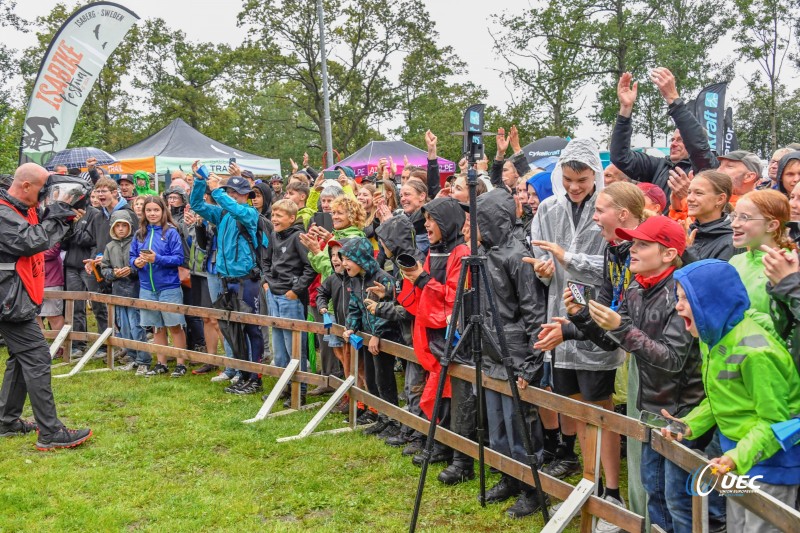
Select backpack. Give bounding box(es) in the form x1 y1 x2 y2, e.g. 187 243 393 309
234 213 272 281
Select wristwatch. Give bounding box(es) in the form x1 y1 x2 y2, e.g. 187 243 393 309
668 97 685 110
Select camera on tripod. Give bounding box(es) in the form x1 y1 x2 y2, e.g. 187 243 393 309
462 104 485 164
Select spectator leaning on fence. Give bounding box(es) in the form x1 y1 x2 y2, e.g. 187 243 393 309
671 259 800 533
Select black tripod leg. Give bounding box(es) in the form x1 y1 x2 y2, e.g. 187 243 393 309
409 263 470 533
479 267 550 523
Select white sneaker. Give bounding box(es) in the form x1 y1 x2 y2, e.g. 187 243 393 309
594 495 625 533
210 373 232 383
135 365 149 376
116 361 137 371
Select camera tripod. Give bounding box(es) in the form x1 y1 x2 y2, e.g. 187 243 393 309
408 163 550 531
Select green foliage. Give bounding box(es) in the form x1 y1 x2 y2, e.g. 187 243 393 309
734 74 800 157
731 0 799 151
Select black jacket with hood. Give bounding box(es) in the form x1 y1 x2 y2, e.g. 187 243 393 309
610 100 717 208
264 219 316 304
476 189 546 384
0 189 75 321
373 215 419 345
315 240 350 328
571 270 705 417
776 151 800 196
62 205 100 270
684 215 738 262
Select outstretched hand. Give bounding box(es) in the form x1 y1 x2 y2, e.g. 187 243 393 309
650 67 680 105
617 72 638 117
496 127 509 158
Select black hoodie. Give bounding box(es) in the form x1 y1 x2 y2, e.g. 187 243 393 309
776 151 800 196
264 220 316 304
315 239 350 327
476 189 546 383
418 197 465 288
373 215 418 345
252 181 274 221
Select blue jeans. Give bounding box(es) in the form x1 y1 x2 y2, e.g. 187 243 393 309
641 441 672 532
207 273 236 377
225 279 264 381
666 433 727 533
267 290 307 391
117 306 150 366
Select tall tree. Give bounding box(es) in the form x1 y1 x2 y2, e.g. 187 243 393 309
392 24 487 162
734 74 800 157
237 0 433 155
733 0 798 152
490 1 596 139
131 18 234 140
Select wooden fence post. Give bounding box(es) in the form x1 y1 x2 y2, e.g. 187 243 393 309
106 304 115 369
290 330 301 410
64 299 74 358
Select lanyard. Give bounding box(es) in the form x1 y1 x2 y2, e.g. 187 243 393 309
610 254 631 311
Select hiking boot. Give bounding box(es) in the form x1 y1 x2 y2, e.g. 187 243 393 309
594 494 626 533
438 464 475 485
385 433 410 448
355 410 377 426
363 419 389 436
171 364 188 378
377 422 401 440
412 447 451 467
192 363 217 375
283 395 306 409
541 449 557 467
0 418 38 437
145 364 168 377
235 378 263 395
402 439 425 456
483 475 521 504
542 456 582 479
210 372 233 383
36 426 92 451
307 385 334 397
224 380 247 394
116 361 137 372
506 489 548 519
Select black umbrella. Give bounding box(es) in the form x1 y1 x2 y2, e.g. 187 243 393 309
522 136 570 164
212 287 251 359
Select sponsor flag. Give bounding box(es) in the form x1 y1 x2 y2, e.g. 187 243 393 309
19 2 139 166
723 107 739 154
693 82 727 155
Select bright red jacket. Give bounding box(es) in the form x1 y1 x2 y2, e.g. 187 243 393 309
404 243 470 419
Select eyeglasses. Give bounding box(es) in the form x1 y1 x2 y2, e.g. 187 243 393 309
730 212 768 223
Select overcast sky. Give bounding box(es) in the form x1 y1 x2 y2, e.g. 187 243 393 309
3 0 790 147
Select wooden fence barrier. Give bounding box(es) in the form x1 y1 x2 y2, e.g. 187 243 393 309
41 290 800 533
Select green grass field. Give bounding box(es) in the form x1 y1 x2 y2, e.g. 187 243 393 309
0 343 590 532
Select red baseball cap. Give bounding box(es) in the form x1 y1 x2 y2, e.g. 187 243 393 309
637 182 667 213
615 215 686 255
